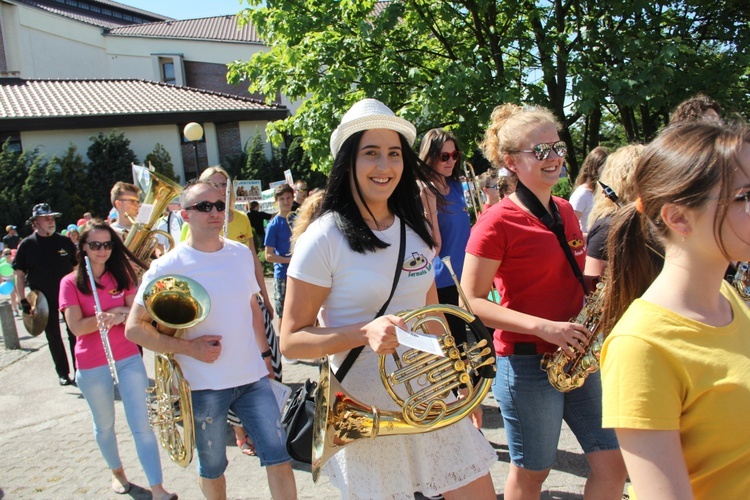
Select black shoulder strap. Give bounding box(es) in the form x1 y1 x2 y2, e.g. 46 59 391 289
514 181 588 295
335 217 406 382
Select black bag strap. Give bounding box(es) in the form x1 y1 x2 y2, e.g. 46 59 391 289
514 181 588 295
334 217 406 382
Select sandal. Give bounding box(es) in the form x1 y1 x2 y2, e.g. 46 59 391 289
236 436 256 456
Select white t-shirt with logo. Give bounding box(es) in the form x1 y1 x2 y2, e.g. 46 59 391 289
135 239 265 390
288 213 436 371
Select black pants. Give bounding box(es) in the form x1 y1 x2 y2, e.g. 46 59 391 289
43 294 77 378
437 284 467 346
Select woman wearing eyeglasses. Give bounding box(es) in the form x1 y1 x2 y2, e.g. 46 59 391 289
58 220 176 499
460 104 627 499
418 128 473 348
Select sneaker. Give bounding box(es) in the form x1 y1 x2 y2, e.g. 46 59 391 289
282 355 299 365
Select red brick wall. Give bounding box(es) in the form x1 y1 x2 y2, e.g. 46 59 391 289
184 61 264 100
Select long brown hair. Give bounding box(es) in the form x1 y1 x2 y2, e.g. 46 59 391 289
601 121 750 334
75 220 145 294
419 128 462 181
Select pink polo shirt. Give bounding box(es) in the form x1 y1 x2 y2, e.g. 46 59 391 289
59 272 139 369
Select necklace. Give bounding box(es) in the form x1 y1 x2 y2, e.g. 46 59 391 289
362 215 395 230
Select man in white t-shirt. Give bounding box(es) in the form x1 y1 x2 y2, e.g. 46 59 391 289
125 179 297 500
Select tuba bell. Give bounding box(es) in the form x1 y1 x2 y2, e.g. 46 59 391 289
142 274 210 467
125 165 182 270
311 303 496 481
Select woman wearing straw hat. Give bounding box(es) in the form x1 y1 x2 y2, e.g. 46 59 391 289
281 98 497 499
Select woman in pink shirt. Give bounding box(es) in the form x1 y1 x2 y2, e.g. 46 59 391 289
59 220 176 500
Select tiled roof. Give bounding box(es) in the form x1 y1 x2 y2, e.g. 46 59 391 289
107 16 261 43
11 0 170 29
0 79 285 119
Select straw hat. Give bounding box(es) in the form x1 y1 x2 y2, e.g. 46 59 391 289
330 98 417 156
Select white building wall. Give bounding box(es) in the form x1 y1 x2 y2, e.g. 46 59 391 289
21 125 187 181
238 121 272 156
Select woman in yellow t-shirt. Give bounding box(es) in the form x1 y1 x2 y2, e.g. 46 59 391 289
600 121 750 498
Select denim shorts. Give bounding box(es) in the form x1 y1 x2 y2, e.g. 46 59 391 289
492 354 619 471
191 377 290 478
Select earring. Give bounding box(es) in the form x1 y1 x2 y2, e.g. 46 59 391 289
681 233 686 242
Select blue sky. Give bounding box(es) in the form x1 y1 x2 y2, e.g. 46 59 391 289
114 0 247 20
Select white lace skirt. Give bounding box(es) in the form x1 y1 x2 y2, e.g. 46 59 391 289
324 347 497 499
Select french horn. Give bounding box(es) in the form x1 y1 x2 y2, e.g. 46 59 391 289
311 258 496 481
142 274 210 467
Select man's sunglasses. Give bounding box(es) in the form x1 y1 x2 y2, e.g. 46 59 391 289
185 200 227 213
511 141 567 161
439 151 461 162
87 241 113 251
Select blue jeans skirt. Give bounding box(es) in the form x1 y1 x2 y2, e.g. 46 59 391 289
191 377 291 478
492 354 619 471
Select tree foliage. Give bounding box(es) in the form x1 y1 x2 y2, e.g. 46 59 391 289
228 0 749 177
145 143 180 184
87 130 139 217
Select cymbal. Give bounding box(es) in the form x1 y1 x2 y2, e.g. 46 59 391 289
23 290 48 337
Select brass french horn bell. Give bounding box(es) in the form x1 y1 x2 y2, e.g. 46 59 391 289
311 304 496 481
141 274 211 467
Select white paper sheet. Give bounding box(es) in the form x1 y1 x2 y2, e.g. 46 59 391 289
395 326 444 357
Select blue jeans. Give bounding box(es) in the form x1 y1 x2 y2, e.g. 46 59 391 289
192 377 290 478
492 354 619 471
76 354 163 486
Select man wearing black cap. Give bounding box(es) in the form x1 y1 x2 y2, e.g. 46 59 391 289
13 204 78 386
2 225 20 250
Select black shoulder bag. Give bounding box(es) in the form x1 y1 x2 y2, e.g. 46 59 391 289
282 218 407 463
514 181 588 295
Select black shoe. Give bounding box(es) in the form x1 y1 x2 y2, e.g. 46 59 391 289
58 376 73 386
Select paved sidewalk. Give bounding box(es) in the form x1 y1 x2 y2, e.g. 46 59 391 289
0 288 606 499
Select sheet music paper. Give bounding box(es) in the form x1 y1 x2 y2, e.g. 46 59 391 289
395 326 444 357
136 203 154 224
269 379 292 413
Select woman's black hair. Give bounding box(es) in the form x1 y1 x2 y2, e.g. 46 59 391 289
74 219 147 294
320 131 438 253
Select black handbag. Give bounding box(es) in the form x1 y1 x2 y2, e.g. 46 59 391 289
281 218 406 463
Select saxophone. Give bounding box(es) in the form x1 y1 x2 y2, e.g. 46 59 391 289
733 262 750 299
541 281 605 392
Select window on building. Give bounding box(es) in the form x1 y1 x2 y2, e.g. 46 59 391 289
162 62 176 85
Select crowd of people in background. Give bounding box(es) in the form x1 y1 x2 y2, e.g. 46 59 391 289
1 92 748 499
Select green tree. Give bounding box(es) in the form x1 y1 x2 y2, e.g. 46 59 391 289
49 144 94 223
241 133 283 188
145 143 180 184
229 0 749 177
0 141 35 234
19 149 51 225
87 130 139 217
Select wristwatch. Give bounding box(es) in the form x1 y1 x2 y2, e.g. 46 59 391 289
260 349 273 359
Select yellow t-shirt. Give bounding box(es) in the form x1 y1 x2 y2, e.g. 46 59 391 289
180 209 254 249
601 281 750 498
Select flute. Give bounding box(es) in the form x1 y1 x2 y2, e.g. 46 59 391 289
84 256 119 383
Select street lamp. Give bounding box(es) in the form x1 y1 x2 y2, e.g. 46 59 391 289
183 122 204 176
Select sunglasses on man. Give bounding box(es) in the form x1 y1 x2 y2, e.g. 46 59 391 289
439 151 461 162
511 141 567 161
185 200 227 213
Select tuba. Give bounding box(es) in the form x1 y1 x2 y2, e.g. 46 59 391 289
125 165 182 269
541 281 606 392
311 258 496 481
142 275 211 467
